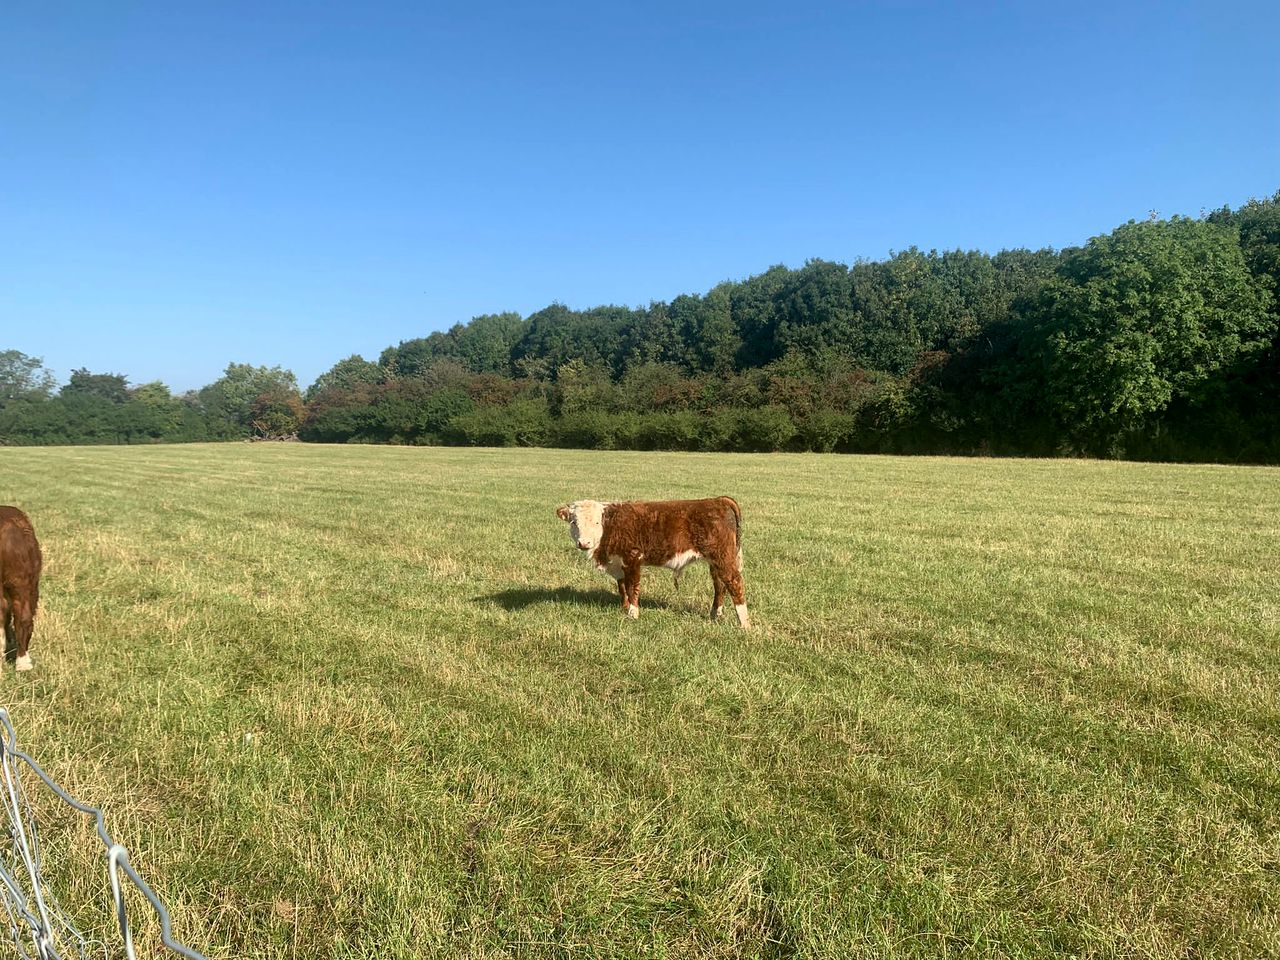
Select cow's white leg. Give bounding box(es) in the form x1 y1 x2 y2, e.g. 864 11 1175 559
723 570 749 629
712 604 724 620
626 604 639 619
15 654 33 672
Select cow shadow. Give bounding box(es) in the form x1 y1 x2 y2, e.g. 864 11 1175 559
479 585 677 613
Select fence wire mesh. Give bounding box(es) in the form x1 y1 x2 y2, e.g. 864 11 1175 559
0 708 206 960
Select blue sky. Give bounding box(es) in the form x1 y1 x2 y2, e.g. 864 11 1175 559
2 1 1277 392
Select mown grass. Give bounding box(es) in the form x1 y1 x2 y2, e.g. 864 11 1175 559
0 443 1276 959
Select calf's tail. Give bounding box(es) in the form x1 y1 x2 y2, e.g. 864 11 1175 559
723 496 743 570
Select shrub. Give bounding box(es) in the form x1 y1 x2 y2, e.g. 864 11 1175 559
734 405 796 451
799 410 857 452
698 409 740 451
633 411 701 450
448 399 552 447
556 409 623 449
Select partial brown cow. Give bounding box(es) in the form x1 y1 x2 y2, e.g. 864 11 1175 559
0 507 41 671
556 497 750 628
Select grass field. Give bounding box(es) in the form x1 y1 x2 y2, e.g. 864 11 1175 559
0 443 1277 959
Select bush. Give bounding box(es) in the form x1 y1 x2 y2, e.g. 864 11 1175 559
734 405 796 451
632 411 701 450
697 409 740 451
799 410 857 452
445 406 515 446
447 398 552 447
421 389 475 436
556 409 624 449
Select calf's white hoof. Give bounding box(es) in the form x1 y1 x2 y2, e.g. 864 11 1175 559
626 605 640 620
735 604 751 630
15 655 33 672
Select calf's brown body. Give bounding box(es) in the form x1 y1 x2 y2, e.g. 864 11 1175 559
0 507 42 670
558 496 750 627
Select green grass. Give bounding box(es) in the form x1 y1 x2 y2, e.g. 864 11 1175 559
1 443 1277 959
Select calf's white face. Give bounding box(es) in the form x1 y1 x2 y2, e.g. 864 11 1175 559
557 499 605 552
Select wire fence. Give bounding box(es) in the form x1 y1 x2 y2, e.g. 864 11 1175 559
0 707 206 960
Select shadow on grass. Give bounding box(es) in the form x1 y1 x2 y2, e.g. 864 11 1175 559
478 585 676 612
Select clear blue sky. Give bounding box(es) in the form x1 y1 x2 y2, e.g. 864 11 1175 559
3 1 1276 392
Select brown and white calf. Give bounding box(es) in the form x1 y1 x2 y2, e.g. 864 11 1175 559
556 497 750 628
0 507 42 672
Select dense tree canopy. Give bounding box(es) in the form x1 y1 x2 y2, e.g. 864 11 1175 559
1022 218 1273 453
199 364 304 438
4 192 1277 461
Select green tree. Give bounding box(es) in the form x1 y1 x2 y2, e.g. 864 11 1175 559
199 364 302 437
671 285 740 376
62 369 130 403
555 359 617 417
0 351 56 405
772 259 857 361
730 265 791 368
305 355 383 401
1023 217 1274 454
249 387 306 438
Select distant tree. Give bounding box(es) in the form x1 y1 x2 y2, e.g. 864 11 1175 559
300 383 379 443
249 387 306 438
621 302 685 370
464 373 517 407
199 363 302 437
1208 191 1280 294
730 265 791 368
125 381 186 437
555 359 617 416
130 381 172 404
1022 217 1274 454
61 368 130 403
512 303 636 378
378 312 526 379
0 351 56 405
772 259 857 362
305 355 383 401
671 285 739 376
447 312 526 374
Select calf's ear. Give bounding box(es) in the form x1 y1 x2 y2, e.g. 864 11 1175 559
556 504 571 521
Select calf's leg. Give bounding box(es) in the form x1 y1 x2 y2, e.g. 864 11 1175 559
727 573 750 629
710 571 726 620
11 593 34 671
1 592 12 662
623 564 642 619
710 559 750 629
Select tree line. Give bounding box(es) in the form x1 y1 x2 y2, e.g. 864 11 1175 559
4 192 1277 461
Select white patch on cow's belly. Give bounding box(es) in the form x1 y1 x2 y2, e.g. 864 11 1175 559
597 554 625 579
663 549 701 574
